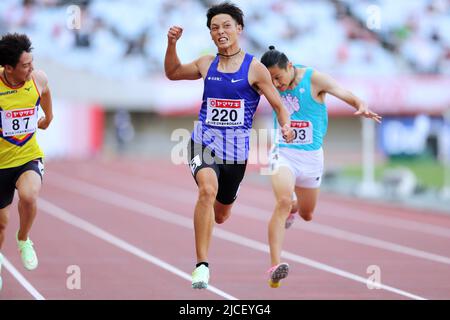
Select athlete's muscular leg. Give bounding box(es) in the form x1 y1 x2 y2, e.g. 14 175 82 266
16 171 41 241
213 163 245 224
290 194 298 213
0 206 10 250
194 168 218 263
269 166 296 266
214 201 233 224
294 187 320 222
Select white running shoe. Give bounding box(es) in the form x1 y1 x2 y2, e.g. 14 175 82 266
191 265 210 289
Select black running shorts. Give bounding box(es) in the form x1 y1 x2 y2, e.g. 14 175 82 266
188 139 247 205
0 159 44 209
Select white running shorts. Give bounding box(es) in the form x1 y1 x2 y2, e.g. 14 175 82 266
269 146 324 189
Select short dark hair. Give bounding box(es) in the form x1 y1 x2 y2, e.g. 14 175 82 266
207 2 244 30
0 33 33 68
261 45 289 69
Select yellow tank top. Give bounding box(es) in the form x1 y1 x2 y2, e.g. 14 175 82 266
0 68 44 169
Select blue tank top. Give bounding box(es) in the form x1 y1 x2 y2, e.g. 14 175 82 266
273 66 328 151
192 53 260 161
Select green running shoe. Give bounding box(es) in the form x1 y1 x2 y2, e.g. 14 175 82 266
17 231 38 271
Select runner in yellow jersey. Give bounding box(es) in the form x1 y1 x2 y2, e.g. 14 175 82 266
0 33 53 291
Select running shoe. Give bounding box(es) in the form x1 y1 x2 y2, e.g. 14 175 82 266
268 262 289 288
16 231 38 271
192 265 209 289
285 198 298 229
285 213 296 229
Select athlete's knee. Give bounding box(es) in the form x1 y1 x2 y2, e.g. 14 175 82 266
18 187 39 206
215 213 229 224
290 200 299 213
0 214 8 232
276 195 293 213
300 210 314 222
0 220 7 232
197 184 218 204
215 210 231 224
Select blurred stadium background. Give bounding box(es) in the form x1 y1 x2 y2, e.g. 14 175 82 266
2 0 450 212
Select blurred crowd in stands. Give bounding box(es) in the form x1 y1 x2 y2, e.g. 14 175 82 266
1 0 449 78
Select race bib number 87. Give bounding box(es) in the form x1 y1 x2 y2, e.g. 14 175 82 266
279 120 313 145
1 107 38 137
206 98 245 127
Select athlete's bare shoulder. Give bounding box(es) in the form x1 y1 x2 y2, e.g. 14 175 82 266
249 57 265 71
310 69 337 92
196 55 216 78
248 58 271 87
31 70 49 94
311 69 336 86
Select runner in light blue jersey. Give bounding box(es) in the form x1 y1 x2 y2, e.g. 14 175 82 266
261 46 382 288
165 4 294 290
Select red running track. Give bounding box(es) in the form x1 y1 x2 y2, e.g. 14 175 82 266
1 158 450 300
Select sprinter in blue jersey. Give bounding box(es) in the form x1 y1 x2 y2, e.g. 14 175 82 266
261 46 382 288
164 3 294 289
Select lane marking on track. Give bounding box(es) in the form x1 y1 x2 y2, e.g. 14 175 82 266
1 255 45 300
235 203 450 266
46 172 427 300
95 161 450 238
49 168 450 266
314 203 450 239
38 198 237 300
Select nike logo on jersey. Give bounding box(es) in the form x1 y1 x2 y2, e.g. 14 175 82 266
231 79 244 83
24 87 32 91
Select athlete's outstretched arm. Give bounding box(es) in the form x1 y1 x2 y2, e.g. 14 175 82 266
34 70 53 130
164 26 203 81
250 61 294 142
313 71 382 123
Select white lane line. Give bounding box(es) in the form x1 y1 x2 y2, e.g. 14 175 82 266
242 181 450 238
38 198 237 301
234 203 450 266
46 172 427 300
98 162 450 238
213 227 426 301
318 202 450 239
1 255 45 300
54 168 450 266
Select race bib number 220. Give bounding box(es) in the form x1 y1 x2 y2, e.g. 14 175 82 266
206 98 245 127
1 107 38 137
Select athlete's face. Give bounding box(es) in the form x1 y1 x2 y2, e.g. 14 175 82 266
267 63 294 92
6 51 34 83
210 14 242 50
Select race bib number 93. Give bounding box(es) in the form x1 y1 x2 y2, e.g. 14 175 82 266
280 120 313 145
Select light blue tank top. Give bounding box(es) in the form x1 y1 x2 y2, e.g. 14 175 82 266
192 53 260 161
274 66 328 151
